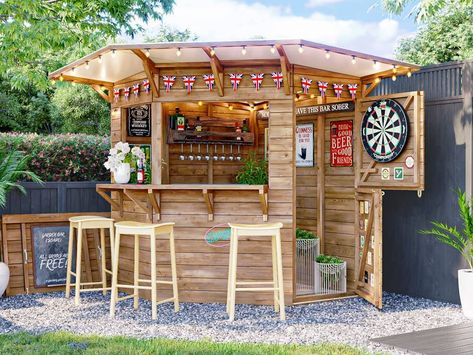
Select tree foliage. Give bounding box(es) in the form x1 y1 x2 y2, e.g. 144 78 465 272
395 3 473 65
0 0 175 91
144 26 198 43
379 0 472 22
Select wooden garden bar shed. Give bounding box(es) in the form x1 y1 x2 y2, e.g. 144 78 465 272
49 39 424 307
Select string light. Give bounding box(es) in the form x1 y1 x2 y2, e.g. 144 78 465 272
298 44 304 53
392 64 397 73
145 48 150 58
407 70 412 78
325 50 330 59
373 60 378 69
392 74 397 81
263 103 268 110
351 56 356 65
176 47 181 56
270 45 276 54
85 61 90 70
98 55 102 64
198 101 203 106
310 94 315 99
228 105 234 110
241 45 247 55
249 105 255 111
59 74 64 81
71 67 75 72
111 49 116 58
210 47 216 56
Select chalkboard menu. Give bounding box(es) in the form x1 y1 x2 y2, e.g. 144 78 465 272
127 104 151 137
32 225 75 288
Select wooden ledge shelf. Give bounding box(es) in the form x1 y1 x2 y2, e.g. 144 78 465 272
96 184 269 222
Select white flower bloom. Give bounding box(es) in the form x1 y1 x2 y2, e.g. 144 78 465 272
122 143 130 154
109 148 118 156
115 142 124 151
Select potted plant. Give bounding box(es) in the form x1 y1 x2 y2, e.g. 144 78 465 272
420 190 473 319
296 228 319 252
315 254 347 294
0 149 42 296
235 151 268 185
104 142 145 184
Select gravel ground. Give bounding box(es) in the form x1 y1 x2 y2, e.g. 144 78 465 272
0 292 468 354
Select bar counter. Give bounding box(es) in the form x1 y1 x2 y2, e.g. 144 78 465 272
96 184 269 222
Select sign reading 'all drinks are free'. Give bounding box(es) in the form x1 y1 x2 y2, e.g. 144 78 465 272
330 120 353 167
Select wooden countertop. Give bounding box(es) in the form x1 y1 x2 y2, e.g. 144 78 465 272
96 183 268 222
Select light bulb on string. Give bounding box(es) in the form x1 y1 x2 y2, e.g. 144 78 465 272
59 74 64 81
298 44 304 53
145 49 150 58
210 47 216 56
392 64 397 73
310 94 315 99
176 47 182 57
111 49 116 58
198 101 203 106
98 55 102 64
241 46 247 55
392 74 397 82
374 77 381 84
85 61 90 70
270 45 276 54
228 105 234 110
407 70 412 78
325 50 330 59
351 56 356 65
373 60 378 69
71 67 75 73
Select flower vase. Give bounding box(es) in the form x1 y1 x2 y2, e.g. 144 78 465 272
114 163 131 184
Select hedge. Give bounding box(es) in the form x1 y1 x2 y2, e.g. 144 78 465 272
0 132 110 181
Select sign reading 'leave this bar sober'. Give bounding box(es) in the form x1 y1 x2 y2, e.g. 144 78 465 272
296 101 355 117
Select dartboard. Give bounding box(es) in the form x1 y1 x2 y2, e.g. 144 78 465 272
361 99 408 163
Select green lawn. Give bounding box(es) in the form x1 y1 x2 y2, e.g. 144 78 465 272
0 332 370 354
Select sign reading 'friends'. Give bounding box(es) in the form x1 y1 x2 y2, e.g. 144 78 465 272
296 101 355 117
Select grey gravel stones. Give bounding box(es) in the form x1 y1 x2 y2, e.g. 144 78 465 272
0 292 468 354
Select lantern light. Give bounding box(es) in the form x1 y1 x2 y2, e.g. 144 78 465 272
176 47 182 57
241 46 247 55
351 56 356 65
145 48 150 58
270 45 276 54
325 50 330 59
298 44 304 53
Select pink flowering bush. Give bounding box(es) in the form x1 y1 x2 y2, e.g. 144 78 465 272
0 132 110 181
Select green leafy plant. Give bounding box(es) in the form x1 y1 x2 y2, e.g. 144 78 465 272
420 189 473 271
235 151 268 185
296 228 317 240
0 149 42 208
316 254 344 264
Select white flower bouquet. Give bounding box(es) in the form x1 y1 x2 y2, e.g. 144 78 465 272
104 142 145 184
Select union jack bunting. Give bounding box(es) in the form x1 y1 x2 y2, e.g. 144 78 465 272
318 81 328 97
250 73 264 91
271 72 283 90
123 87 131 101
182 76 196 94
203 74 215 91
348 84 358 99
143 79 150 94
229 73 243 91
333 83 344 99
113 88 120 103
132 83 140 97
301 77 312 94
162 75 176 93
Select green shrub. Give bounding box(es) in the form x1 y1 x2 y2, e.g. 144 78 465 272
316 254 344 264
0 132 110 181
296 228 317 239
235 151 268 185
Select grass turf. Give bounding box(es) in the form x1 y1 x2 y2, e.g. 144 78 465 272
0 332 370 354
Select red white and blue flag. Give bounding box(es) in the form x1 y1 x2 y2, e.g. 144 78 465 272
132 83 140 97
229 73 243 91
348 84 358 99
143 79 150 94
333 83 344 99
182 76 196 94
203 74 215 91
124 87 130 101
250 73 264 91
162 75 176 92
301 77 312 94
271 72 283 90
318 81 328 97
113 88 120 103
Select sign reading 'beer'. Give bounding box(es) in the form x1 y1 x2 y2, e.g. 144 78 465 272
330 120 353 167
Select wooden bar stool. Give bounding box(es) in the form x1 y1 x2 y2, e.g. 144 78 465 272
66 216 115 305
110 221 179 320
227 223 285 321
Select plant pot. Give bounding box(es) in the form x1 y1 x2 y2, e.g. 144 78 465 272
114 163 131 184
458 269 473 319
314 261 346 295
0 262 10 297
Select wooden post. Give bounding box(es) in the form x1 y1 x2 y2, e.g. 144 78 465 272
316 96 326 253
152 102 164 184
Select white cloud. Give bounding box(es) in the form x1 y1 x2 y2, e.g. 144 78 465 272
136 0 406 58
306 0 344 8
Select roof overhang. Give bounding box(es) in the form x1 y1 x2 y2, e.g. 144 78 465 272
49 39 419 85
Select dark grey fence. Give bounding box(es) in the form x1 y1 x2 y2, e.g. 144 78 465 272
374 61 471 304
0 182 110 215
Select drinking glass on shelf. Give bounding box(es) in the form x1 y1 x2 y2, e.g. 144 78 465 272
213 145 219 161
179 143 186 161
220 145 226 161
236 145 242 161
228 145 234 161
196 144 202 161
204 144 211 161
188 143 194 161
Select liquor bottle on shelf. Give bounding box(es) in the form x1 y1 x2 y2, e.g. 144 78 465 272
137 158 145 184
195 116 203 138
176 109 185 131
242 119 249 133
235 121 242 141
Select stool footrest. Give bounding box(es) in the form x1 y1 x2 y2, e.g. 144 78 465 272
79 287 111 293
105 269 113 275
70 272 77 277
117 294 135 302
78 281 106 286
137 279 174 285
236 287 279 292
117 284 152 290
156 297 177 305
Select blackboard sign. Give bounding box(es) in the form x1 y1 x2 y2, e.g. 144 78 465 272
32 225 75 288
128 104 151 137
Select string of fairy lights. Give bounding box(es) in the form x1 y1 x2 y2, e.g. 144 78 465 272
52 43 413 85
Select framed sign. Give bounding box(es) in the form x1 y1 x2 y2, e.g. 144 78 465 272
127 104 151 137
296 101 355 117
330 120 353 167
296 123 314 167
32 225 75 288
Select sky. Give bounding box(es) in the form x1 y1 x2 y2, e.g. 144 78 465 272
136 0 418 60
